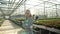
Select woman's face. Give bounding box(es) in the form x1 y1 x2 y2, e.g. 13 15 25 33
25 10 31 17
26 10 30 14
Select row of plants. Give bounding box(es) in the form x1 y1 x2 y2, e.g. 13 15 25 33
12 18 60 29
0 18 5 26
34 19 60 29
0 18 4 22
13 18 25 21
11 18 25 25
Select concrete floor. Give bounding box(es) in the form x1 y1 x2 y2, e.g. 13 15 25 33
0 20 24 34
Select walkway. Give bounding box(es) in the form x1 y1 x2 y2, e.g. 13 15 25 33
0 20 24 34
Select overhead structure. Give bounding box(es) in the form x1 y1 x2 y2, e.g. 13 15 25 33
0 0 60 18
0 0 26 16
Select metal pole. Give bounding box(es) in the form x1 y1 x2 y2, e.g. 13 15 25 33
56 4 58 18
44 2 46 18
9 0 25 16
24 1 26 14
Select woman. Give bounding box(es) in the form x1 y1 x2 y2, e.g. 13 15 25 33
23 10 34 34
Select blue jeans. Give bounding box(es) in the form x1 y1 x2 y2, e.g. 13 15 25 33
25 27 34 34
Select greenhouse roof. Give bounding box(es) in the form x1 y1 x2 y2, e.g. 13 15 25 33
0 0 60 16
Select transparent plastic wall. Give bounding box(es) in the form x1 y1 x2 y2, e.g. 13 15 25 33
24 0 60 18
11 0 60 18
45 2 56 18
11 4 25 18
45 2 60 18
25 0 44 16
57 5 60 17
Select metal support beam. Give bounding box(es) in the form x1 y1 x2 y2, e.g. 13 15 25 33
24 1 26 13
45 5 56 8
9 0 16 10
9 0 26 16
0 8 5 17
44 2 45 15
27 3 44 10
9 0 23 15
45 1 57 5
55 4 58 17
9 0 23 16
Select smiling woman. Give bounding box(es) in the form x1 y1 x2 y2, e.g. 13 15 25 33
0 0 60 34
22 9 34 34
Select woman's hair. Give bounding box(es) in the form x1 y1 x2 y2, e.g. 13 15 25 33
25 10 31 17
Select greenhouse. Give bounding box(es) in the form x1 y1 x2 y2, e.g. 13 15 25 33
0 0 60 34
